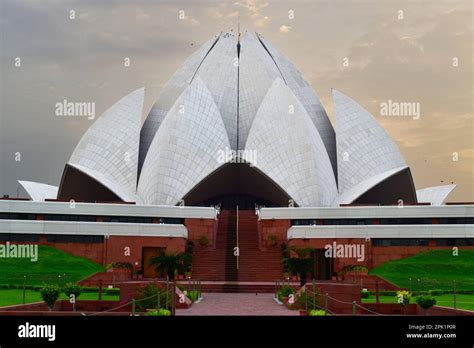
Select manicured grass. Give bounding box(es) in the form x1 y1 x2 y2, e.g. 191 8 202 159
369 250 474 291
362 294 474 311
0 289 119 307
0 246 104 286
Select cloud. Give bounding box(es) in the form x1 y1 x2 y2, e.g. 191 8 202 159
234 0 270 28
278 25 291 33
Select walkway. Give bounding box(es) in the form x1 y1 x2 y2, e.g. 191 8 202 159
176 293 299 316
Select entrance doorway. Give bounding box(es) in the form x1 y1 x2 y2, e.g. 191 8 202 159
142 247 163 278
312 249 334 280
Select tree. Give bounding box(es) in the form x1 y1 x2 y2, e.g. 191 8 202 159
149 250 188 280
284 247 315 286
40 285 60 311
416 295 437 315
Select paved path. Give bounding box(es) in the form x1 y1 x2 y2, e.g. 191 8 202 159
176 293 299 316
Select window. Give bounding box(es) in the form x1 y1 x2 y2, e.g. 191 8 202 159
47 235 103 243
0 233 39 242
0 213 37 220
372 239 429 246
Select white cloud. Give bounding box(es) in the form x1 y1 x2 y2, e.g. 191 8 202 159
279 25 291 33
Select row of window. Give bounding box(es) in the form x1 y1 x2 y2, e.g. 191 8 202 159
372 238 474 247
47 235 103 244
0 233 39 242
0 213 36 220
0 213 183 224
292 217 474 226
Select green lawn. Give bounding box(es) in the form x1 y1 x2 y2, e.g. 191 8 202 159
369 250 474 291
0 245 104 286
362 294 474 311
0 289 119 307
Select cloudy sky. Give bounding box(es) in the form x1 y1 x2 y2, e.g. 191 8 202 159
0 0 472 202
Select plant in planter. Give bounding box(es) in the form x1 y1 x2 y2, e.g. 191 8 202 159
40 285 60 311
198 235 210 247
308 309 327 316
277 285 296 303
284 246 315 286
63 283 82 300
267 234 278 247
396 290 412 314
416 295 437 315
149 250 188 280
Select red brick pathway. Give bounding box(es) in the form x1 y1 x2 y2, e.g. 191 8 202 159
176 293 299 316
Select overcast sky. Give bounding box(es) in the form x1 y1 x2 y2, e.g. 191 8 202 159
0 0 472 202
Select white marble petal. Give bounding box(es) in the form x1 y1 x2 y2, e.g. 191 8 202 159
137 77 231 205
18 181 58 201
139 35 220 172
417 184 457 205
245 78 338 206
333 89 407 196
256 33 337 176
68 87 144 201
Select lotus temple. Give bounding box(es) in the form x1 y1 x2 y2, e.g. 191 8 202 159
1 32 472 282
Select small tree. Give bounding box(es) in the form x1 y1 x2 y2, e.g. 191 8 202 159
285 247 315 286
416 295 437 315
63 283 82 300
40 285 60 311
149 250 187 280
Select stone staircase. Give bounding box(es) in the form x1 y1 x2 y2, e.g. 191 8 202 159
191 209 283 290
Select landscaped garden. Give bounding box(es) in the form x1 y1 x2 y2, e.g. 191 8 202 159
0 245 112 307
364 250 474 311
0 245 104 286
369 250 474 291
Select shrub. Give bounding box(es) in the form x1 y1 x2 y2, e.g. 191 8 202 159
308 309 327 316
63 283 82 300
106 262 133 270
429 289 443 296
158 308 171 316
40 285 60 311
176 283 186 292
187 290 200 302
278 285 295 302
361 289 370 299
144 309 158 316
198 235 209 247
145 308 171 316
135 283 171 311
416 295 437 311
380 291 398 297
295 288 320 310
396 290 412 306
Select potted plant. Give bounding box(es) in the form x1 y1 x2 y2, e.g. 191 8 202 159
396 290 412 315
40 285 60 311
416 295 437 315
